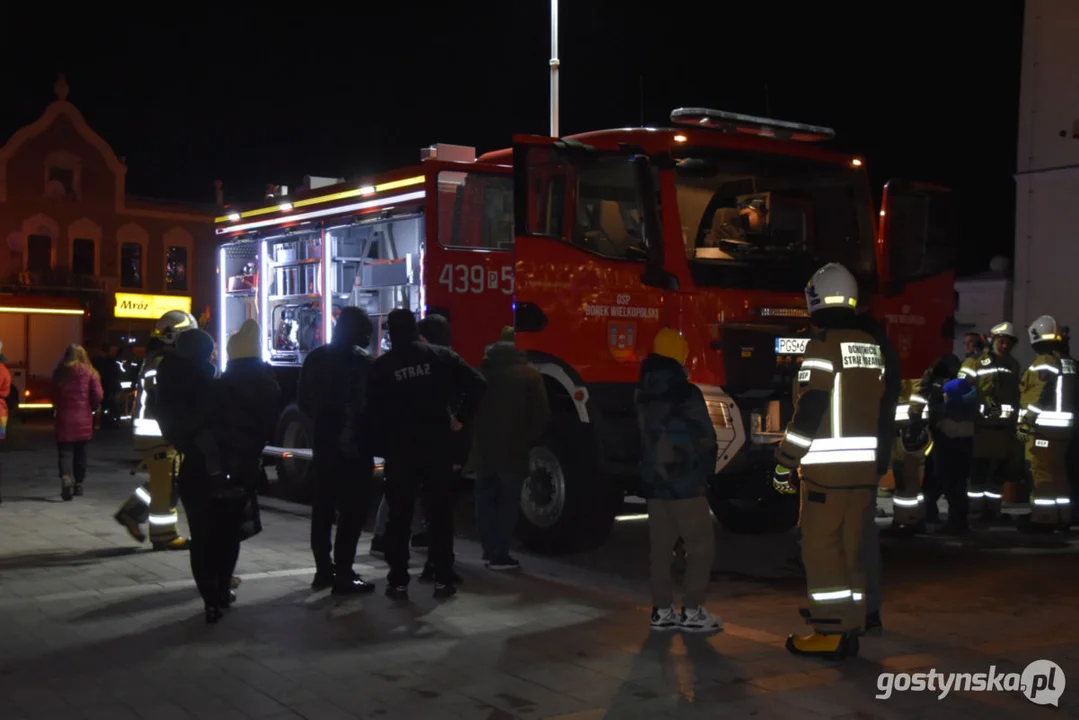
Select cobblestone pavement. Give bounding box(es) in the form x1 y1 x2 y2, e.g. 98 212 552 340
0 424 1076 719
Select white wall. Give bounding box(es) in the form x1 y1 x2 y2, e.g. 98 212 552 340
1013 0 1079 368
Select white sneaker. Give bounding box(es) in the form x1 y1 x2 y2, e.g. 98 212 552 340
650 607 679 631
680 606 722 633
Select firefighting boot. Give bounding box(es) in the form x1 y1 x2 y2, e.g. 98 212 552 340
114 511 147 543
152 537 190 551
786 631 859 660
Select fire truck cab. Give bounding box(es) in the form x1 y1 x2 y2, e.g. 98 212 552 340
499 108 957 551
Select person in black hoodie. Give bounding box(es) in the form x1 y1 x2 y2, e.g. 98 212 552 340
297 306 376 595
218 320 281 565
368 309 486 600
154 327 237 623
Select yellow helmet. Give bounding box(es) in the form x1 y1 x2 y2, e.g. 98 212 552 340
152 310 197 345
653 328 689 365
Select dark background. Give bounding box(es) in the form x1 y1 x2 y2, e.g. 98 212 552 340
0 4 1024 276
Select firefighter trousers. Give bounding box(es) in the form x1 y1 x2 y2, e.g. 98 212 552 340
800 482 873 634
1028 431 1073 527
117 448 182 544
384 455 455 587
891 439 926 528
968 457 1008 519
862 485 882 616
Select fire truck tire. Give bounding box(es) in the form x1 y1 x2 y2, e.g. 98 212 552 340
707 470 799 535
274 404 314 503
517 426 617 554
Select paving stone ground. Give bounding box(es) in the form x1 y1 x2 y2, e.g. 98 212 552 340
0 424 1076 719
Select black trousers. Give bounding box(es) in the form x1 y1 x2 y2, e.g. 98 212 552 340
310 451 373 576
929 435 973 526
57 441 88 483
384 455 455 586
182 494 245 608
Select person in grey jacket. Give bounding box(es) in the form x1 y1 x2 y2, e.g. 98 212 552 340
470 327 549 570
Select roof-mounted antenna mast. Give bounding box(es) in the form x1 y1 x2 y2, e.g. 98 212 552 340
550 0 560 138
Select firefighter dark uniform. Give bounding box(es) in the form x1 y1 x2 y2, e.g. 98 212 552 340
114 311 195 550
891 378 929 528
368 309 486 600
1018 315 1075 529
774 263 884 660
967 323 1021 519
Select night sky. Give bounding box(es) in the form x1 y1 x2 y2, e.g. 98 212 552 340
1 4 1023 276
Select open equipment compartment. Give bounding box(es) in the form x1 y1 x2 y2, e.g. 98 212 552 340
261 230 324 366
323 213 425 354
217 238 260 369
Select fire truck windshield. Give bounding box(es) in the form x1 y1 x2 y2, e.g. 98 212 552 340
673 149 876 291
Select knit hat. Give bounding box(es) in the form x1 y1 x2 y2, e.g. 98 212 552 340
176 328 215 363
653 328 689 365
500 326 515 342
227 319 261 360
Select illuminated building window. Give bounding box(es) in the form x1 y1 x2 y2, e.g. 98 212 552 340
120 242 143 288
165 246 188 292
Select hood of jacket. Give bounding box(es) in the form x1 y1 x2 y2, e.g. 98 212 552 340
482 341 526 370
637 353 689 398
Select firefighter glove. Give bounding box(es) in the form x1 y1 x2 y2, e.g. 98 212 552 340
1016 424 1032 443
773 465 798 495
984 399 1002 420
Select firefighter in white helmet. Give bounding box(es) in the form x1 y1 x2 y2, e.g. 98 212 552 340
1017 315 1075 530
773 263 885 660
113 310 197 550
966 321 1021 521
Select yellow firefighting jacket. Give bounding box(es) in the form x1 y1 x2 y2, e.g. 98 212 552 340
133 350 168 451
970 350 1021 427
776 327 885 489
1019 351 1077 441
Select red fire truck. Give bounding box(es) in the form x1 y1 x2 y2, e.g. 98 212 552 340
215 108 957 553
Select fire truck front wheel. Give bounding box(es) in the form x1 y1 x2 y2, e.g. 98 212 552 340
274 404 314 503
707 469 799 535
517 428 617 554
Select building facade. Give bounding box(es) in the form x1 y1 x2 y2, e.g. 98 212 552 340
0 75 217 352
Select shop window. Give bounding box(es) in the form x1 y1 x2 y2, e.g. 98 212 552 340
120 242 143 288
72 238 95 275
165 246 188 291
27 235 53 273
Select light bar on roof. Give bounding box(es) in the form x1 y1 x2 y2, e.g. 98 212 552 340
215 175 425 223
216 191 426 235
670 107 835 142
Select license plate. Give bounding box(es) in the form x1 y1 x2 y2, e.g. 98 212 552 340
775 337 809 355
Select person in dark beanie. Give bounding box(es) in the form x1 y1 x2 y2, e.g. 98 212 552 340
637 328 721 633
297 306 377 595
471 326 548 570
368 309 486 600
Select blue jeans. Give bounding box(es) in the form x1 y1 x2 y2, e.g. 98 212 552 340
475 472 523 559
374 494 425 537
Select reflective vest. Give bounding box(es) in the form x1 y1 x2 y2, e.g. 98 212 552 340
133 351 167 450
776 327 885 487
969 350 1020 426
1019 352 1077 436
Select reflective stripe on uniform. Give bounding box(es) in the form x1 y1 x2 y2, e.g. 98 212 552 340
894 493 924 507
802 358 834 373
149 512 179 525
811 588 853 602
134 418 162 437
135 486 152 504
801 435 877 465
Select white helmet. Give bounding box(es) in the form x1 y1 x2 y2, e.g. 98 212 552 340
1028 315 1061 345
805 263 858 313
988 321 1018 341
152 310 197 345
